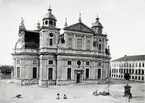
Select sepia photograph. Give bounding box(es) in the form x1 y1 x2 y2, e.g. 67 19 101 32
0 0 145 103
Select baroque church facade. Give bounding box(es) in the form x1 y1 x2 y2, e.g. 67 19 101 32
12 7 111 87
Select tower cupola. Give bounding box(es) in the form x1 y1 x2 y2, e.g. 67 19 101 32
92 15 103 35
42 5 57 27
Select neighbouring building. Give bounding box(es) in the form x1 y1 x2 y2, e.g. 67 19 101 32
11 6 111 87
111 55 145 82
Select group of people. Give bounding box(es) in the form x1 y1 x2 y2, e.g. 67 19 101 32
56 93 67 99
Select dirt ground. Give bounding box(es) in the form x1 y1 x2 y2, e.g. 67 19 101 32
0 79 144 103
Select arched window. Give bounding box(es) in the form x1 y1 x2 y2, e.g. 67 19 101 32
135 70 137 74
49 33 54 46
138 76 140 80
132 63 134 67
126 63 128 67
129 69 131 74
142 69 144 75
136 63 138 67
139 69 141 74
132 69 134 74
142 77 144 80
142 63 144 67
139 63 141 67
45 20 48 25
135 76 137 80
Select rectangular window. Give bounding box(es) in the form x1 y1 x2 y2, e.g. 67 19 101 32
77 38 82 49
99 44 101 50
33 67 37 79
48 68 53 80
49 60 53 64
16 60 20 64
86 39 90 50
68 61 71 65
86 68 89 79
67 68 71 80
17 67 20 78
50 39 53 46
129 69 131 74
33 59 37 64
68 38 72 48
86 62 89 65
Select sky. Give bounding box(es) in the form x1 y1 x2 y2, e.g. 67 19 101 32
0 0 145 65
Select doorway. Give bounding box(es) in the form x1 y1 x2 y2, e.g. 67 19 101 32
76 74 81 83
98 69 101 79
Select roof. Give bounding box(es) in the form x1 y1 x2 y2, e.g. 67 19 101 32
24 30 39 49
112 55 145 62
63 22 93 33
92 18 103 28
43 8 56 21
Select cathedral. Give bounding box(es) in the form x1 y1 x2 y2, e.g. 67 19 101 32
12 6 111 87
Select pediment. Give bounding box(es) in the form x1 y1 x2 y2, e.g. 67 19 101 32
64 22 93 33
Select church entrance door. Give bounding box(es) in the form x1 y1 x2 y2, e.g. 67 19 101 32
77 74 81 83
74 70 84 84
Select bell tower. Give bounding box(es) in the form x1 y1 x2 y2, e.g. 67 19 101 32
42 5 57 27
39 6 60 87
39 6 60 51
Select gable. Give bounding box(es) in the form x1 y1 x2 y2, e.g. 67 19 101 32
64 22 93 33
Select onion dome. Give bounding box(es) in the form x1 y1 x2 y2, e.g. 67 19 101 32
43 6 57 21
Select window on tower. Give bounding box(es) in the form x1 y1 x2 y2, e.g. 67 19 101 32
49 20 53 25
49 33 53 37
54 22 56 26
45 20 48 25
50 39 53 46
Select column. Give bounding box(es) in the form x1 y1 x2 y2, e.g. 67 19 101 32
73 34 76 49
91 36 93 50
83 36 86 50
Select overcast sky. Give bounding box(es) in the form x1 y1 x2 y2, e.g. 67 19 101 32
0 0 145 65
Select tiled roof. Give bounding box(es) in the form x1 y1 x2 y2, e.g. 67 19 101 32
63 22 93 33
112 55 145 62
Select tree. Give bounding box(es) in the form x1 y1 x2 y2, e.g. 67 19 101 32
0 65 13 75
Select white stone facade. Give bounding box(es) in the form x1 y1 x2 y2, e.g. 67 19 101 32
12 8 111 87
111 55 145 82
